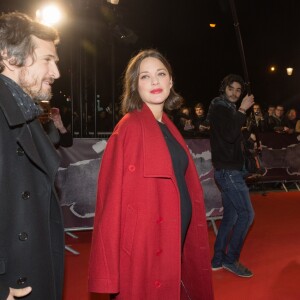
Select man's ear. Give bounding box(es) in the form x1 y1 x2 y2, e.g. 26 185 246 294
0 49 7 57
1 50 17 71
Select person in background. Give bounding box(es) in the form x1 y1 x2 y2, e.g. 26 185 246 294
267 104 275 117
88 49 213 299
207 74 255 278
244 103 265 157
283 108 298 134
263 104 275 126
0 12 64 299
39 103 73 147
267 104 289 133
192 102 210 136
176 105 195 134
49 107 73 146
246 103 267 133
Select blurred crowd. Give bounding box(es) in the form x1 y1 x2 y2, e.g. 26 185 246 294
168 101 300 138
45 101 300 140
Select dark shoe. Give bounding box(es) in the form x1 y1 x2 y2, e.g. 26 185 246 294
211 262 223 271
222 261 253 278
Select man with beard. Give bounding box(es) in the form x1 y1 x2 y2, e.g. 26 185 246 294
207 74 255 278
0 12 64 299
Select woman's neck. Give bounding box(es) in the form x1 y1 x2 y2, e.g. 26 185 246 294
146 103 164 122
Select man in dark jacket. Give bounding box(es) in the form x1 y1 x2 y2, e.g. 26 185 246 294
0 12 64 299
207 74 255 278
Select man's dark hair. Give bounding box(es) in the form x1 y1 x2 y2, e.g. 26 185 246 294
219 74 245 95
0 12 59 73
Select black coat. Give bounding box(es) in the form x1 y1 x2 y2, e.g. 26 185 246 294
0 79 64 300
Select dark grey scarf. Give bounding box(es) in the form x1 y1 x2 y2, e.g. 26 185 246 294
0 74 43 121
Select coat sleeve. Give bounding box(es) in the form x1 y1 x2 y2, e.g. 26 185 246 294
88 132 124 293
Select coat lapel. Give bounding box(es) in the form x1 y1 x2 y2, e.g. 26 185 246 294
0 79 59 180
29 120 60 183
16 123 47 174
0 79 25 126
136 104 174 178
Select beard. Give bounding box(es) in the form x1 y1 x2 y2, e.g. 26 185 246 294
226 96 239 103
19 67 53 103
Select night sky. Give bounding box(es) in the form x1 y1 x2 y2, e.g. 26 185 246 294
1 0 300 113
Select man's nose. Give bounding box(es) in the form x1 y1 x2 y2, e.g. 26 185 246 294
51 62 60 79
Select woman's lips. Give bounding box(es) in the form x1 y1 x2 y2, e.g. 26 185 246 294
150 88 163 94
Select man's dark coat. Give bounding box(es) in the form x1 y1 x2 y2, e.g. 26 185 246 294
0 79 64 300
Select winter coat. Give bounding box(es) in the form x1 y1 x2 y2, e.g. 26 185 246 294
0 79 64 300
88 104 213 300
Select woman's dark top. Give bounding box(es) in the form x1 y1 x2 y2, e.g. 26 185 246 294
157 121 192 249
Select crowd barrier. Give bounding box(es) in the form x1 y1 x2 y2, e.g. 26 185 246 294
55 133 300 232
251 132 300 191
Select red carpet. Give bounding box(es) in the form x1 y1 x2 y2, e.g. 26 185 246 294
64 191 300 300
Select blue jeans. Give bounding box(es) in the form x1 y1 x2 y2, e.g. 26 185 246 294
212 169 255 265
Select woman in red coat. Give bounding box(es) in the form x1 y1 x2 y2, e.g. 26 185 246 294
88 49 213 299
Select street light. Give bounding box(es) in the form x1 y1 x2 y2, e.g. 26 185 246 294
107 0 120 5
286 67 293 76
36 3 63 26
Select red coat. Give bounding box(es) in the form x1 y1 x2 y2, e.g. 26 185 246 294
88 104 213 299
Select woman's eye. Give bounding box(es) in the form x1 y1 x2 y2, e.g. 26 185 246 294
140 75 149 80
158 72 166 77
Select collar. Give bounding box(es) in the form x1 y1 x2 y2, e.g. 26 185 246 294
0 77 27 126
134 104 187 178
0 74 42 122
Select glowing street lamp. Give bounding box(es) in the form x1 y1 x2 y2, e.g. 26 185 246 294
36 4 62 26
286 67 293 76
107 0 120 4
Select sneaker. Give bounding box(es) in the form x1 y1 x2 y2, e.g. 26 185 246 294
211 262 223 271
222 261 253 278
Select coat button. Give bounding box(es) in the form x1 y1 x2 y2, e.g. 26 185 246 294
154 280 161 288
156 217 164 224
156 249 163 256
17 277 27 285
16 147 25 156
21 191 30 200
128 165 136 172
18 232 28 241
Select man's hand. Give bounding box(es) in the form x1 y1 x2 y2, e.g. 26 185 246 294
7 287 32 299
240 94 255 111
